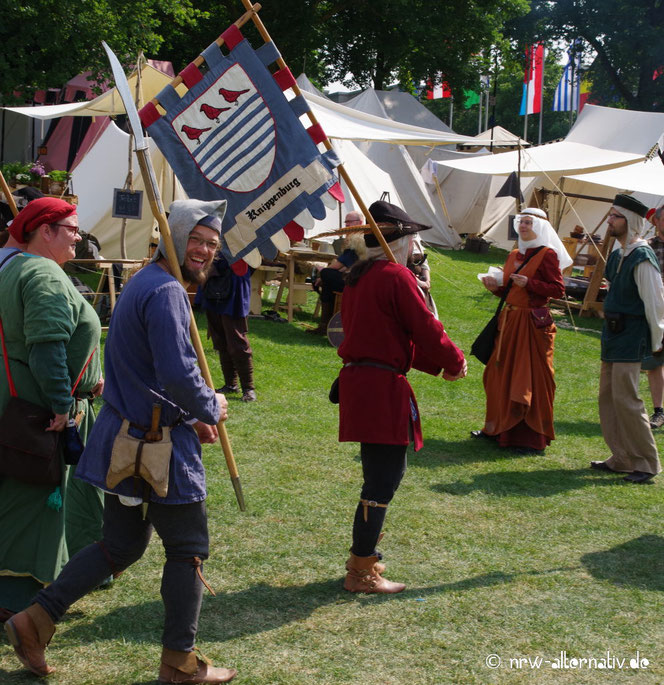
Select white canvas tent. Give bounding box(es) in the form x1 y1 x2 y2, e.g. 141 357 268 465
303 86 467 248
429 105 664 249
5 68 490 255
4 64 186 121
2 64 187 258
71 121 185 257
295 76 404 236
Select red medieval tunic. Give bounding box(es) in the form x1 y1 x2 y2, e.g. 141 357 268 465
338 260 465 451
482 247 564 450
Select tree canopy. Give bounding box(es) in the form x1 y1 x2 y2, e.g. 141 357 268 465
0 0 206 103
2 0 662 149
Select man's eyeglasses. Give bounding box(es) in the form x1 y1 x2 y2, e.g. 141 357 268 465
52 223 80 235
608 212 625 220
188 234 220 251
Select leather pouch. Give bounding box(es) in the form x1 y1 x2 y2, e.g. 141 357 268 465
329 377 339 404
0 396 61 485
531 307 554 329
106 420 172 497
604 311 625 334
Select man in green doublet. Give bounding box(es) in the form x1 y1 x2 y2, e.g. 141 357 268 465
592 194 664 483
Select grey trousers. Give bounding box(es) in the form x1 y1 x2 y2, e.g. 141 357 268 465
599 361 662 475
35 493 210 651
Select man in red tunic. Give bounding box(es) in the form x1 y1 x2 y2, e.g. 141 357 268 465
337 201 466 594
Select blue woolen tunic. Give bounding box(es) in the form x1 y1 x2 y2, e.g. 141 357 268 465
76 264 219 504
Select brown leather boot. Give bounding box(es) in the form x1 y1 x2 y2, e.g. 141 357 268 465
4 603 56 676
345 555 385 575
345 533 386 574
158 647 237 683
343 553 406 594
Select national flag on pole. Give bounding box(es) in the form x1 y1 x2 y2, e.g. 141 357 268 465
552 61 579 111
519 43 545 115
463 89 480 108
426 78 451 99
579 76 592 111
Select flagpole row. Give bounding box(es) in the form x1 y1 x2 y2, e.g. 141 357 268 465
239 0 397 263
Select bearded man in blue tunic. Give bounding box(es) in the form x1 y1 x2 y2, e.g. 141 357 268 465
5 200 238 684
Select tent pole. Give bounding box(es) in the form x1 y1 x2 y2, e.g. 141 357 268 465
433 176 452 228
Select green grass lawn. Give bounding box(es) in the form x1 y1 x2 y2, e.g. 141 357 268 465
2 247 663 684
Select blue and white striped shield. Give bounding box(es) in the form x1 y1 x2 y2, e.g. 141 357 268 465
173 64 276 192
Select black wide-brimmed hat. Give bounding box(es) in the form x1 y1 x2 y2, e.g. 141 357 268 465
365 201 431 247
613 193 648 218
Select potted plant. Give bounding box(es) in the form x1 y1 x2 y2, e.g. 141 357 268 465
47 169 71 195
29 161 47 188
1 161 31 186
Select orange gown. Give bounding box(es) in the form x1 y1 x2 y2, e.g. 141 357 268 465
482 247 564 450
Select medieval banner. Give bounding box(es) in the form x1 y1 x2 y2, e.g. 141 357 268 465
139 25 343 269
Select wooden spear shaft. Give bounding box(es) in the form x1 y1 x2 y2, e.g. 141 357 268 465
135 147 246 511
0 171 18 217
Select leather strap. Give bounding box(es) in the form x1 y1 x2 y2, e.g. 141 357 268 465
360 498 388 522
344 361 406 376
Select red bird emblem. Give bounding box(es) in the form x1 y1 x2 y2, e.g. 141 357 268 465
200 103 230 122
181 124 211 144
219 87 249 104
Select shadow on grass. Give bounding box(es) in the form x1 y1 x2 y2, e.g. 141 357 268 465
412 439 509 467
413 420 604 468
580 534 664 591
432 468 625 497
552 419 603 438
50 565 579 657
248 318 332 348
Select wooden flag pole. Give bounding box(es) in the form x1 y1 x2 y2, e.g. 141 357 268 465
145 2 396 262
0 171 18 217
239 0 396 263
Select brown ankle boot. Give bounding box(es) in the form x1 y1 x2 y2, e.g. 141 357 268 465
158 647 237 683
345 555 385 575
4 603 56 676
343 553 405 594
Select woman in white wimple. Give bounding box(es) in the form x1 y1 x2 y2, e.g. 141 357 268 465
473 208 572 453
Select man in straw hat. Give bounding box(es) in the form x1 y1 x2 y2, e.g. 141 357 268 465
337 201 466 593
5 200 237 683
591 194 664 484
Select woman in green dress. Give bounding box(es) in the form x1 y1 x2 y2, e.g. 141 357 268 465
0 198 104 621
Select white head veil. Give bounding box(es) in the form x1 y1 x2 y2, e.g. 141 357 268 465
615 206 647 243
514 208 573 270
